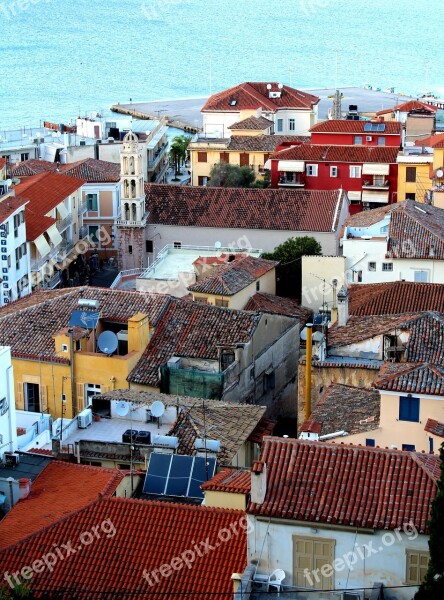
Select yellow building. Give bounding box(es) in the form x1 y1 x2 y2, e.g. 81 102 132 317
396 153 432 202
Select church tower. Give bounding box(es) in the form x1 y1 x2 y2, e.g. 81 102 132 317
116 132 148 271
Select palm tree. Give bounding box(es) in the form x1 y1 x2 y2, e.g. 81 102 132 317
169 135 191 179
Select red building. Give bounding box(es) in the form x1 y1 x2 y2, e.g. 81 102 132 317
309 119 402 147
269 144 399 213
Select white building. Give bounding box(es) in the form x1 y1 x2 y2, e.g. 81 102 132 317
0 347 17 460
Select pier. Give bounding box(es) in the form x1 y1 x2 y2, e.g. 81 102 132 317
110 103 201 133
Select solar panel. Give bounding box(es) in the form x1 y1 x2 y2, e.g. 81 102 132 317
69 310 100 329
188 457 217 499
165 456 192 497
142 453 172 495
377 123 386 132
364 123 372 132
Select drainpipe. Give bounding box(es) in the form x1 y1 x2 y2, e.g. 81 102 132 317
305 323 313 422
68 328 76 417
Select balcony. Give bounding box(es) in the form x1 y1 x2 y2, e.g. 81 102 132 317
77 201 87 216
278 175 305 187
30 246 59 271
362 178 389 190
79 225 88 239
56 213 73 233
147 142 168 170
57 241 75 262
116 212 148 228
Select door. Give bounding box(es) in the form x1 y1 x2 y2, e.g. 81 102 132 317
24 383 40 412
85 383 101 408
293 535 335 589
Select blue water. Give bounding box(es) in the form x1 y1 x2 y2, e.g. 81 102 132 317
0 0 443 130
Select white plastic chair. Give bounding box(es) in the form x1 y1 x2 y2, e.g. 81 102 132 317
268 568 286 594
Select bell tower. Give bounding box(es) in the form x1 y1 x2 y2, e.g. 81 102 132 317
116 132 147 271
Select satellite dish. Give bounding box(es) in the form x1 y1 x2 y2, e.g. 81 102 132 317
6 179 12 187
115 401 130 417
278 83 284 89
97 331 118 355
150 400 165 418
214 241 222 249
437 169 443 178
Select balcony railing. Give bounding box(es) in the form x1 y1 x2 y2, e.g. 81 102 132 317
57 241 75 262
30 246 59 271
77 201 87 216
116 212 148 228
362 179 389 190
278 176 305 187
147 142 168 170
56 213 73 233
79 225 88 239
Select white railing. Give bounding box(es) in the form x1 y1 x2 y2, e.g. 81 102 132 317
77 202 87 215
30 246 59 271
56 213 73 232
110 268 144 289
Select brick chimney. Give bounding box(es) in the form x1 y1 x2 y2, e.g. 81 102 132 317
251 460 267 505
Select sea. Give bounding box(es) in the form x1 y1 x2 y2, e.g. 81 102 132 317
1 0 443 131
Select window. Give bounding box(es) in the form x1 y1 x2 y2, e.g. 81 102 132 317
350 165 362 178
0 396 8 416
128 245 133 254
330 166 338 177
382 262 393 271
306 164 318 177
256 281 260 291
197 152 207 163
405 192 416 200
354 136 363 145
402 444 416 451
194 296 208 304
399 396 420 422
368 262 376 271
263 370 275 392
88 226 99 243
239 153 249 167
365 438 375 447
197 176 208 186
24 382 40 412
289 118 296 131
377 137 386 146
293 536 335 589
86 194 98 211
61 344 68 352
173 241 182 249
219 152 229 164
414 270 429 283
429 437 434 453
21 152 29 161
406 167 417 183
277 119 283 133
215 298 228 307
406 550 429 585
146 240 153 253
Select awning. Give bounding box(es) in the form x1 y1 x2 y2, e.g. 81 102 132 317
347 191 362 201
362 190 390 204
47 224 63 247
263 159 272 170
34 234 51 257
362 163 390 176
278 160 305 172
56 202 68 220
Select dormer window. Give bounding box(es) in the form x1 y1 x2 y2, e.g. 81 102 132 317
230 99 237 106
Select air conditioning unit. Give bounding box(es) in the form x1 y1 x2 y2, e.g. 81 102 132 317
77 408 93 429
4 452 20 466
366 136 373 141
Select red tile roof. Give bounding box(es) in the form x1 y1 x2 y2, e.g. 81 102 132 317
415 133 444 148
227 134 309 151
310 120 402 135
201 469 251 494
374 362 444 396
0 497 247 599
244 292 313 325
247 417 276 443
228 116 274 130
8 160 59 177
24 208 57 241
14 172 85 216
248 437 438 532
0 158 7 169
349 282 444 316
188 256 278 296
0 461 124 549
146 184 347 233
344 203 393 227
376 100 438 116
271 143 399 164
60 158 121 183
0 195 28 225
202 82 319 112
425 418 444 438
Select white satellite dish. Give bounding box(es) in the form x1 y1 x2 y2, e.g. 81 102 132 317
115 401 130 417
97 331 118 355
278 83 284 89
6 179 12 187
437 169 444 178
266 84 272 90
150 400 165 418
214 241 222 249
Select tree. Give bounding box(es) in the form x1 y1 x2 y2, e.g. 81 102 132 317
262 236 322 299
207 162 256 188
0 582 32 599
169 135 191 179
415 443 444 600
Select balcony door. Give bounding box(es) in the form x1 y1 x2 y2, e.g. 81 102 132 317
24 383 40 412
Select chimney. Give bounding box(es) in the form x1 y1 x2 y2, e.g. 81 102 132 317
305 323 313 422
251 461 267 505
127 313 150 353
337 286 349 326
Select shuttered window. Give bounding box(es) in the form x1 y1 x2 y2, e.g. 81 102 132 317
293 535 335 589
406 550 429 584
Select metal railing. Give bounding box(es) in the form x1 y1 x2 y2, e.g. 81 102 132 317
57 240 75 262
30 246 59 271
77 201 87 215
110 268 144 289
56 213 73 233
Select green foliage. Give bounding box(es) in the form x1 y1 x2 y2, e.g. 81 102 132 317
207 162 256 188
262 237 322 299
415 443 444 599
0 582 32 599
169 134 191 177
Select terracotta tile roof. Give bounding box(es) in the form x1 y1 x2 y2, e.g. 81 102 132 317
244 292 313 325
227 134 308 151
8 159 59 177
247 417 276 443
376 100 438 116
374 362 444 396
188 256 278 296
202 82 320 112
412 452 441 479
26 448 54 456
228 116 274 130
310 120 402 135
128 298 261 385
300 383 380 437
0 497 247 599
60 158 121 183
201 469 251 494
349 282 444 316
328 313 419 348
0 157 7 169
271 143 399 164
0 461 124 549
146 184 347 233
0 195 28 224
345 203 393 227
416 133 444 148
0 287 170 362
425 418 444 437
24 208 57 240
300 419 322 434
299 357 383 370
13 172 85 216
248 437 438 532
167 404 266 466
